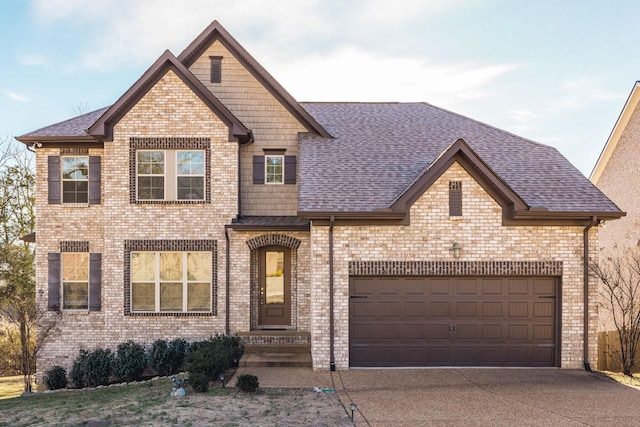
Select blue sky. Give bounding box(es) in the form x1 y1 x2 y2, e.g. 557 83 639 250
0 0 637 176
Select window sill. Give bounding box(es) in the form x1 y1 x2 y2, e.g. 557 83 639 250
62 203 90 208
127 311 215 317
449 216 463 221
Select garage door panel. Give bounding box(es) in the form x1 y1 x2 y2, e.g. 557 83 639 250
456 301 478 317
429 301 451 317
350 276 557 367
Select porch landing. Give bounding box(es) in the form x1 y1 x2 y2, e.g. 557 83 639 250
236 331 312 368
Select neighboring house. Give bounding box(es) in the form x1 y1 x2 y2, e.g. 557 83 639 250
590 81 639 340
17 21 623 377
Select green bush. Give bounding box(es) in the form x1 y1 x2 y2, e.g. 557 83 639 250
43 365 68 390
186 334 240 380
149 338 187 376
236 373 259 392
113 341 147 382
189 372 209 393
70 348 114 388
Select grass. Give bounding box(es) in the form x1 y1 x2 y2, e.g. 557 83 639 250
0 376 351 427
0 376 35 400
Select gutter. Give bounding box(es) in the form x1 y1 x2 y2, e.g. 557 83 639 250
583 216 598 372
329 215 336 371
224 226 231 335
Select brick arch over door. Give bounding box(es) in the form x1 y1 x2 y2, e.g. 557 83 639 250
247 234 300 330
246 234 301 251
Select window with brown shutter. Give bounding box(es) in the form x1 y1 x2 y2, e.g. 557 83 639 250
449 181 462 217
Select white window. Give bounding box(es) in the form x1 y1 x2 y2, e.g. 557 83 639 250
265 155 283 184
62 253 89 310
136 150 205 201
130 251 211 313
62 156 89 203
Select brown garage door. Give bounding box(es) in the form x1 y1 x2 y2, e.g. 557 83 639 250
349 276 558 367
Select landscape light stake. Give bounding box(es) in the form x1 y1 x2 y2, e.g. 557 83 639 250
219 373 225 388
350 403 357 422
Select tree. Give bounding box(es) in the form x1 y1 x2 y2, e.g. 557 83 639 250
590 245 640 376
0 135 57 392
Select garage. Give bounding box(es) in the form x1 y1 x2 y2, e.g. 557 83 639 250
349 276 558 367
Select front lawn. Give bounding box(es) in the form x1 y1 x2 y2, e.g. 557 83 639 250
0 377 351 426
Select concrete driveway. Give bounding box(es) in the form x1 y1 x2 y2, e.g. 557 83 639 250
331 369 640 426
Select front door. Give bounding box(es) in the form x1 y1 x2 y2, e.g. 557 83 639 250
259 246 291 326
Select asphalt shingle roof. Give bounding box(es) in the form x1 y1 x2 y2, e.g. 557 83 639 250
299 102 621 214
18 101 621 216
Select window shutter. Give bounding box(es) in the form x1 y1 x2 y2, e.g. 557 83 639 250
210 56 222 83
89 156 101 205
284 155 297 184
449 181 462 216
253 156 265 184
47 253 61 311
48 156 61 204
89 253 102 311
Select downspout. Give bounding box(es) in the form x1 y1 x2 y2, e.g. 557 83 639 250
583 216 598 372
237 144 242 217
225 226 231 335
329 215 336 371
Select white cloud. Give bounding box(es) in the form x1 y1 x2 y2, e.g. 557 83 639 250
544 77 623 113
265 46 518 103
18 53 49 67
3 90 29 102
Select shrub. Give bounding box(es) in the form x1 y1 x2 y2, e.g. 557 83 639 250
113 341 147 382
149 338 187 376
70 348 113 388
189 372 209 393
186 334 240 380
236 374 259 392
43 365 68 390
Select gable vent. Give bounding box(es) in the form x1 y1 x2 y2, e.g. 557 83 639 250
449 181 462 216
210 56 222 83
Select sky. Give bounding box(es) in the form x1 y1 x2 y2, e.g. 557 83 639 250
0 0 638 177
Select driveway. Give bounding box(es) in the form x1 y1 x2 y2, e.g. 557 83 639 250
331 369 640 426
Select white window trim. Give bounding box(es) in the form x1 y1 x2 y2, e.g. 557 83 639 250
136 150 205 201
265 154 284 185
131 251 212 313
61 252 89 312
61 155 89 205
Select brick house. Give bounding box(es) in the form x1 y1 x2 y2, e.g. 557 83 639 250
18 21 623 376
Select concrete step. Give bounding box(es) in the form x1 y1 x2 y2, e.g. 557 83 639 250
239 351 312 368
243 343 310 354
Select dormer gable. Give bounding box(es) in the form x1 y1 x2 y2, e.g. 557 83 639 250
88 49 253 144
177 20 331 138
390 138 529 220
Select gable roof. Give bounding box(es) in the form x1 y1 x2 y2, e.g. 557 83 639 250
590 81 640 183
177 20 331 138
88 50 253 144
298 102 623 221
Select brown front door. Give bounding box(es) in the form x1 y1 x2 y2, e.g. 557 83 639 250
259 246 291 326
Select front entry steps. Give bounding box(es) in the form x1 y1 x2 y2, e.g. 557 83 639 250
236 331 312 368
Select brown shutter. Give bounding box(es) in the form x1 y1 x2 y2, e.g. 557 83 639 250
89 253 101 311
210 56 222 83
89 156 101 205
253 156 265 184
47 253 61 311
48 156 61 204
449 181 462 216
284 156 297 185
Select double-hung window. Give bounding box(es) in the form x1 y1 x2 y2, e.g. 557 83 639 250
130 251 212 313
265 155 283 184
62 252 89 310
136 150 205 201
62 157 89 203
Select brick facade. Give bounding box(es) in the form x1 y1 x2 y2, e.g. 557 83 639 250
310 162 598 369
